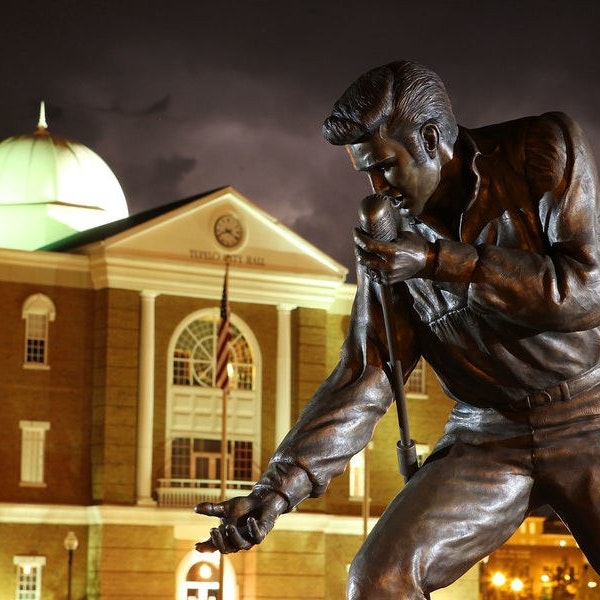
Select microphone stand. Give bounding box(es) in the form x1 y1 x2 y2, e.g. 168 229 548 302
359 194 419 483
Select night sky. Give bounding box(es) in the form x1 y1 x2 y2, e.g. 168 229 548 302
1 0 599 279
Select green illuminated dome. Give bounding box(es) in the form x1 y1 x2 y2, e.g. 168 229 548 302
0 103 129 250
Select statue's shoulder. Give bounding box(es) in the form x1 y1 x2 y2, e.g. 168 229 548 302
465 113 578 170
467 112 578 148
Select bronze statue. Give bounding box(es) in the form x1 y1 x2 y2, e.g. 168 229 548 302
195 61 600 599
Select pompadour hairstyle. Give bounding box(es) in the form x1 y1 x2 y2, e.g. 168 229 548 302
322 61 458 148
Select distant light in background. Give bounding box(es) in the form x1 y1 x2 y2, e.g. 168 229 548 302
510 578 524 592
198 563 212 579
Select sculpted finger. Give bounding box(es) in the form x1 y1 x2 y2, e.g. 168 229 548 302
225 524 253 551
194 538 217 553
355 228 392 256
210 527 229 554
354 227 370 248
194 501 227 518
247 517 267 544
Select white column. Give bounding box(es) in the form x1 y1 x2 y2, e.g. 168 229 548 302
275 304 296 446
137 290 158 506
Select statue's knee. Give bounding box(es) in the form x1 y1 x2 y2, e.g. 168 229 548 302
346 555 370 600
346 551 424 600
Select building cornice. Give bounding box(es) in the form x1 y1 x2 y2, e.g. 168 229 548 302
0 247 357 312
89 252 351 310
0 248 91 288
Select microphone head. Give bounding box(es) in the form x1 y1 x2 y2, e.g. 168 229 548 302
359 194 396 241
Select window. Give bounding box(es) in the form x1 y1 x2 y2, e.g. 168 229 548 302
416 443 431 467
349 449 366 500
405 357 426 396
171 315 254 390
13 556 46 600
348 442 374 500
171 437 254 485
22 294 55 369
19 421 50 487
164 309 262 503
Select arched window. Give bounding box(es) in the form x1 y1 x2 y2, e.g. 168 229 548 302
22 294 56 368
159 309 262 508
172 316 254 390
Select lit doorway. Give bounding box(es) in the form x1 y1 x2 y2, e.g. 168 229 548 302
183 558 219 600
177 551 237 600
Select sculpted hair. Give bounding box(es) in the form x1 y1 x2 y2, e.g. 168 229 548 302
322 61 458 150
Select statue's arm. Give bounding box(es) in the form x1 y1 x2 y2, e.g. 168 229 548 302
431 113 600 332
257 264 420 509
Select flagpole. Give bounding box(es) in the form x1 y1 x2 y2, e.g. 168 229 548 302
215 262 231 600
219 385 228 600
220 386 228 503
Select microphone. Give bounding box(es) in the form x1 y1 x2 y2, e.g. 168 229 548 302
358 194 396 242
357 193 418 482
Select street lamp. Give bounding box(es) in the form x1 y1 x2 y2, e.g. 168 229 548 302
64 531 79 600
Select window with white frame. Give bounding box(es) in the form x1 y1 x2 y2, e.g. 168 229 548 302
171 316 254 390
164 310 262 501
349 449 366 500
348 442 374 500
22 294 56 368
19 421 50 487
405 357 427 396
170 438 254 484
13 555 46 600
416 443 431 467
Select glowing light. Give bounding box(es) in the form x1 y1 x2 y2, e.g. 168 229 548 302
588 581 598 589
491 572 506 587
510 578 524 592
227 362 234 377
559 540 567 547
198 563 212 579
541 574 550 583
22 565 32 576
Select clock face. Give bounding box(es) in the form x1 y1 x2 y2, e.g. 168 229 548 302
214 214 244 248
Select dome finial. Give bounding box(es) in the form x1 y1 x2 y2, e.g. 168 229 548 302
37 101 48 130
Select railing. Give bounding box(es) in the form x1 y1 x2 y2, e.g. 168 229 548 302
156 478 254 508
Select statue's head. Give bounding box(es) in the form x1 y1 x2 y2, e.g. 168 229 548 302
323 61 459 217
323 60 458 154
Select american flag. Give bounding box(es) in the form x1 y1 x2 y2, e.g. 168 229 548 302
215 264 231 391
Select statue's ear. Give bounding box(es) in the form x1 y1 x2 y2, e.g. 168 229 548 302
420 123 440 159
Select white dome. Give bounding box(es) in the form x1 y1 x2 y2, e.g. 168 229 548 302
0 104 129 250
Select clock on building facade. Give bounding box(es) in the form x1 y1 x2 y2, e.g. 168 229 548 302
213 213 244 248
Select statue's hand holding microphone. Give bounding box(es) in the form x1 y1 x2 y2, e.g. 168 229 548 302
354 194 431 285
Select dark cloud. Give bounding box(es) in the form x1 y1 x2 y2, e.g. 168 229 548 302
1 0 599 281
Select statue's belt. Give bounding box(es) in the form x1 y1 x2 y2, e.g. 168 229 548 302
507 363 600 411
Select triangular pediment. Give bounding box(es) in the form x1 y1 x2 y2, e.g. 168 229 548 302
91 187 347 281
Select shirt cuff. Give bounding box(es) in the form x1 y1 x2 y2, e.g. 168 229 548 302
253 461 314 513
422 239 478 283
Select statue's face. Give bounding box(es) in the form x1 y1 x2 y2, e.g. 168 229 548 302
348 128 441 217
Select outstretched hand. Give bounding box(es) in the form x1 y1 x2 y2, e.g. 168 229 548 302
354 228 430 284
194 490 288 554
